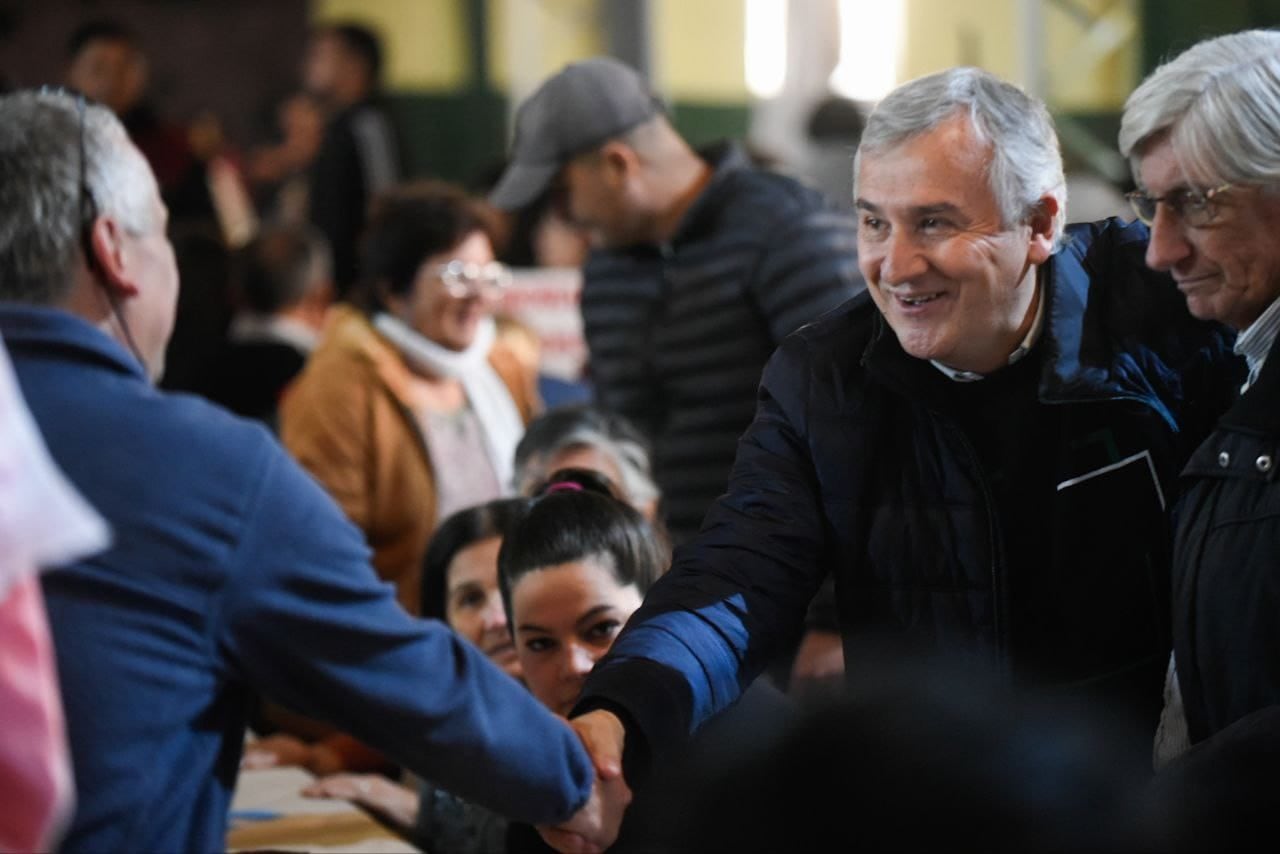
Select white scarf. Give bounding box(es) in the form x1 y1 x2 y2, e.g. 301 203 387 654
373 313 522 491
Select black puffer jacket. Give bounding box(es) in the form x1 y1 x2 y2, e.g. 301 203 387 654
579 218 1242 755
1173 332 1280 744
581 143 864 544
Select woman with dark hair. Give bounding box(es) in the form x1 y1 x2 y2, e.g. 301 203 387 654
499 468 667 717
306 479 667 852
491 470 669 851
253 182 539 773
420 497 526 678
281 181 538 616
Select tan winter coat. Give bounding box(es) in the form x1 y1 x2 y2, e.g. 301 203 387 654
280 305 538 614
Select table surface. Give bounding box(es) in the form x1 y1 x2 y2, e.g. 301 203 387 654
226 766 420 853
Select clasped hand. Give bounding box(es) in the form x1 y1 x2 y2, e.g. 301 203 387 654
537 710 632 853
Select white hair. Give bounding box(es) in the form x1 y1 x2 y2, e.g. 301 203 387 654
0 89 160 304
1119 30 1280 188
514 405 660 509
854 67 1067 245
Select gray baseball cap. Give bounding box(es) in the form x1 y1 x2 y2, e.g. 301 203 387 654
489 57 662 210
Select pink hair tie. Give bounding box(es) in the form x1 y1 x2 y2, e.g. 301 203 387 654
544 481 584 495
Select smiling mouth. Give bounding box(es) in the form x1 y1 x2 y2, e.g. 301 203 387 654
895 293 945 306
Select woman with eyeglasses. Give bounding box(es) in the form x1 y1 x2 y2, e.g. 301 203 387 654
245 181 536 774
281 180 531 613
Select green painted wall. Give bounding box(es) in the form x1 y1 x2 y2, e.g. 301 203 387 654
669 102 752 150
1140 0 1280 72
385 92 507 190
387 92 751 189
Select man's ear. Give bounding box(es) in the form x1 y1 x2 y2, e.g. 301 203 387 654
596 140 640 187
87 215 138 299
1026 194 1060 265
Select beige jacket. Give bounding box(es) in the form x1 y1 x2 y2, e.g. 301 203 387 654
280 306 538 614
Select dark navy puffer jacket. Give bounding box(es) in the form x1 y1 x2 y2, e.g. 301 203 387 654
579 218 1242 756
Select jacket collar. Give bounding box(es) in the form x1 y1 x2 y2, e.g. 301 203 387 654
1220 334 1280 434
665 141 751 248
318 305 509 412
319 304 419 407
1034 220 1194 429
0 304 148 381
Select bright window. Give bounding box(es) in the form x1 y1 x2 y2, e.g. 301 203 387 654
828 0 904 102
744 0 788 98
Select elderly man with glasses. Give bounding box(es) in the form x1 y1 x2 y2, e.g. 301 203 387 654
1120 29 1280 805
0 90 599 852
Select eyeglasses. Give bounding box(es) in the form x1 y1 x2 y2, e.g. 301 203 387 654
1125 183 1234 228
433 260 511 299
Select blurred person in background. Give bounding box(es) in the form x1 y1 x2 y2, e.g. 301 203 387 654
489 57 865 547
65 20 258 395
303 21 401 298
252 183 539 774
282 181 538 616
501 189 592 271
513 404 661 525
489 185 594 408
201 222 333 427
799 92 865 211
64 19 211 222
246 92 326 225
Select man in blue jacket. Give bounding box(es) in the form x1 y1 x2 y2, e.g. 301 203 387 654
0 89 605 852
545 67 1243 851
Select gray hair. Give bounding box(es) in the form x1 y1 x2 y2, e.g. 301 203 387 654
0 89 160 305
1118 30 1280 188
513 405 660 510
854 67 1067 245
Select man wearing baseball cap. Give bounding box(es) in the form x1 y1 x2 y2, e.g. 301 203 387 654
491 57 865 549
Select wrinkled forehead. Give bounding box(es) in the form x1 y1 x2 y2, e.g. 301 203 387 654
856 118 996 207
1132 130 1218 192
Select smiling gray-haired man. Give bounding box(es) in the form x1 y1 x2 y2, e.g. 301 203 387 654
542 66 1243 853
